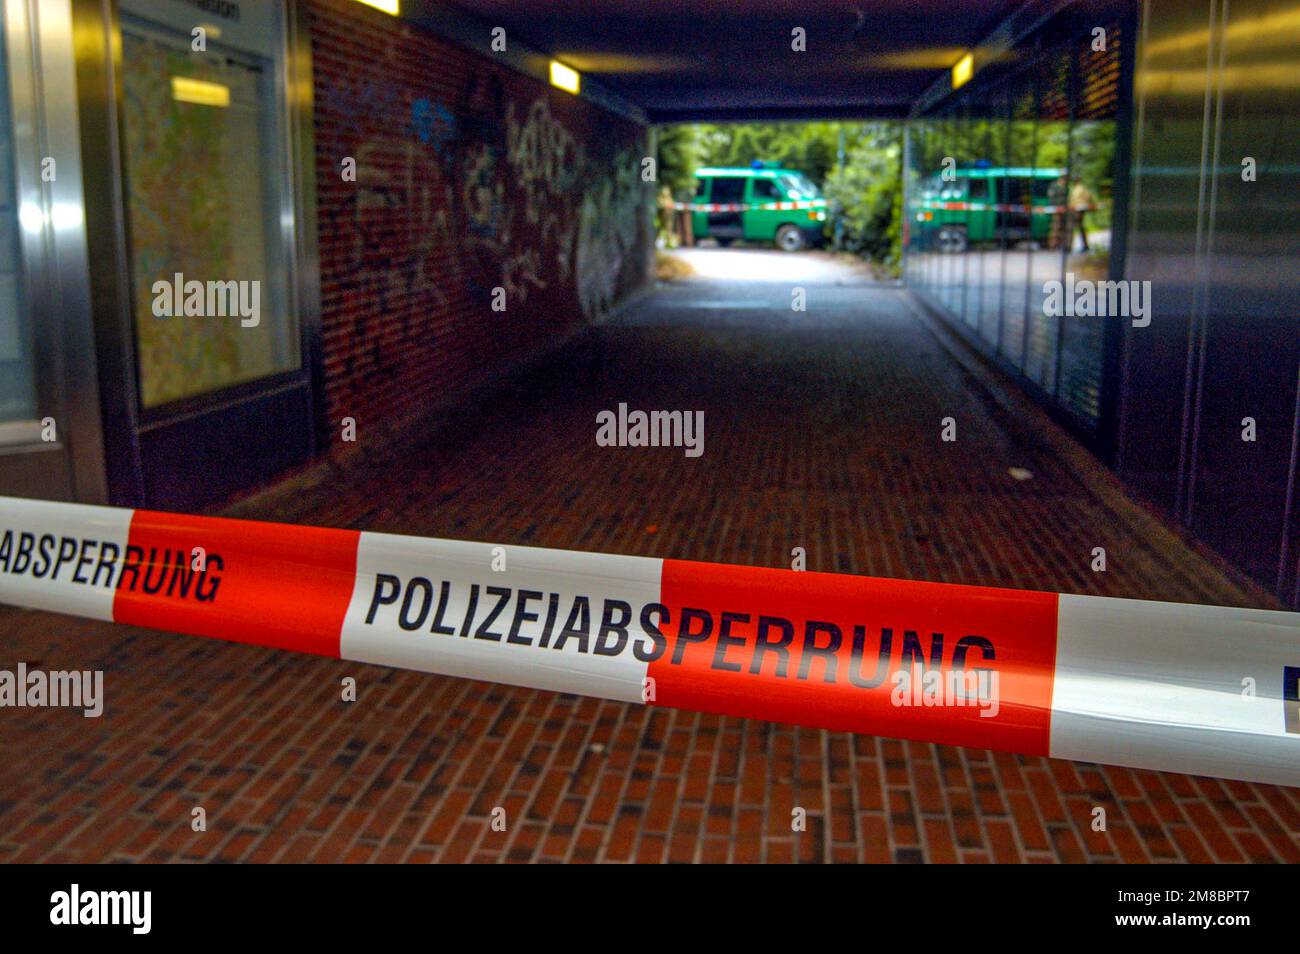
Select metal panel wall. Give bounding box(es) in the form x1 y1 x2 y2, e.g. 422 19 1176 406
904 6 1129 443
1120 0 1300 605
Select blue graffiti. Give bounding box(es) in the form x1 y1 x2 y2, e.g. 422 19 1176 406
319 75 403 141
410 98 457 157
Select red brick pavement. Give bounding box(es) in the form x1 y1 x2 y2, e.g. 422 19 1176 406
1 255 1296 862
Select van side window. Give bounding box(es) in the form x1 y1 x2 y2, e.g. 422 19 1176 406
694 177 710 199
968 179 989 200
710 177 746 204
752 178 781 200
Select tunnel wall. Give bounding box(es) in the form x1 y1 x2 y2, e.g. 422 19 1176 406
1119 0 1300 606
906 0 1299 607
903 7 1128 441
307 0 653 435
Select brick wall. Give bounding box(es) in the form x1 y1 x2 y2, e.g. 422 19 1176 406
308 0 653 436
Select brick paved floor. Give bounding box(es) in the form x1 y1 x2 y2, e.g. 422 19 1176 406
1 248 1296 863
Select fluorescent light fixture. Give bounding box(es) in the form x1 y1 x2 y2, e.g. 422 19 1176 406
354 0 399 14
549 60 581 94
952 53 974 90
171 76 230 107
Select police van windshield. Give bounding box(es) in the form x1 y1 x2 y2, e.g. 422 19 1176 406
780 173 821 199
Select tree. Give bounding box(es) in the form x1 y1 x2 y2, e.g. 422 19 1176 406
692 121 859 184
655 124 701 199
823 123 904 267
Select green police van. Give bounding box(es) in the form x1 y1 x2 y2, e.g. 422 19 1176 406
914 166 1065 252
691 163 828 251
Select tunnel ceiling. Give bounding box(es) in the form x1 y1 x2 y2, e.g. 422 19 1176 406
445 0 1024 121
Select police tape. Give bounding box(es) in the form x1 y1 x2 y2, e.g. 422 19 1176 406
918 202 1069 214
674 201 1067 214
670 200 827 212
0 495 1296 787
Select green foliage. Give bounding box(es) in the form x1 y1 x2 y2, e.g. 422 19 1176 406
693 121 858 184
654 125 701 199
823 124 904 268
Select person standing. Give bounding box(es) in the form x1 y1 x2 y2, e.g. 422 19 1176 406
1069 180 1097 252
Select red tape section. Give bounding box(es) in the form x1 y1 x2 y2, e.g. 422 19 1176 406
112 510 360 657
652 559 1060 754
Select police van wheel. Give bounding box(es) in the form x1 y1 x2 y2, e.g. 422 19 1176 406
938 226 968 254
776 224 806 252
716 237 734 248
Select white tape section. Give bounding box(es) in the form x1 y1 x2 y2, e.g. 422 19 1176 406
1051 594 1300 787
339 531 663 703
0 498 132 621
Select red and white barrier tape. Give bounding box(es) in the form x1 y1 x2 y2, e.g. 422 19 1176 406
918 201 1068 214
1 496 1296 786
671 200 827 212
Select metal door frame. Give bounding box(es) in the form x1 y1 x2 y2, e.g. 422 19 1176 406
0 0 109 502
73 0 322 510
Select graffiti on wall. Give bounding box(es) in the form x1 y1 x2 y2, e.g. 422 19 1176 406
506 96 582 291
316 38 650 347
577 147 649 321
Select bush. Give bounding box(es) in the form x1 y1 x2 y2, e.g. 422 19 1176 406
822 125 903 269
